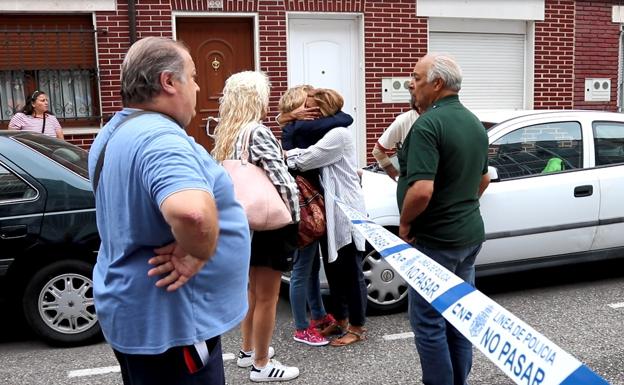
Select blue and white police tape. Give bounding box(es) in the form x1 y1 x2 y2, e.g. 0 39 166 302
337 202 610 385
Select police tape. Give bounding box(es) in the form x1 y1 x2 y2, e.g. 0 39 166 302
337 202 610 385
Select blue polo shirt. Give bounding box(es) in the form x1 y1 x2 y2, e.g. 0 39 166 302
88 108 250 354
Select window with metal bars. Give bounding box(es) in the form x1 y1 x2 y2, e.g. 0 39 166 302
0 15 101 128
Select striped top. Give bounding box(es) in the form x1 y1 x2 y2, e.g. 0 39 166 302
232 122 300 223
287 127 366 262
8 112 63 138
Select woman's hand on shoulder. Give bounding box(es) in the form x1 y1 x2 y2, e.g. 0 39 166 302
279 106 320 125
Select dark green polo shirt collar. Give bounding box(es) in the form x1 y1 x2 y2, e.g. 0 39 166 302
429 94 459 111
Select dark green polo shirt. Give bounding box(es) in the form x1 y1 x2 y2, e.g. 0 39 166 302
397 95 488 248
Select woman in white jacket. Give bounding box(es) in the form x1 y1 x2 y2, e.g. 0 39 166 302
286 88 368 347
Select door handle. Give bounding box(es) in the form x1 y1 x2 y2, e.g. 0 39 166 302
0 225 28 240
574 185 593 198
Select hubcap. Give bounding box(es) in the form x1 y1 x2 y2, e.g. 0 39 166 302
362 249 408 307
38 273 97 335
380 269 395 282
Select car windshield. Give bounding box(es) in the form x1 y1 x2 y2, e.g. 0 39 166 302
11 133 89 179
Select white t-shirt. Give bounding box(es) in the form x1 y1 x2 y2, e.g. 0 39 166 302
377 109 419 150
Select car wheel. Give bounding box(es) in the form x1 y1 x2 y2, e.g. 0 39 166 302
22 260 101 347
363 245 409 314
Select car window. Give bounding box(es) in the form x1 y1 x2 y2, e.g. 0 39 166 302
593 121 624 166
0 164 37 203
11 134 89 179
488 121 583 180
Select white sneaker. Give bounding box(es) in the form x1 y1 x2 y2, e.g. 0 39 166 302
236 346 275 368
250 359 299 382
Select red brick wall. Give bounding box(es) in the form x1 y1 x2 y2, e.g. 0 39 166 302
574 0 620 111
95 1 174 123
534 0 575 109
89 0 425 160
364 1 426 158
73 0 621 152
65 133 96 150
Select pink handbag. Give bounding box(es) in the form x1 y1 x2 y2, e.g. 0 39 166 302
222 124 292 231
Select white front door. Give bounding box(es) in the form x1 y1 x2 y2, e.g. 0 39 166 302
288 17 363 164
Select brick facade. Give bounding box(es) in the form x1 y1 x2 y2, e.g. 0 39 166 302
2 1 621 155
534 0 576 109
574 0 620 111
363 1 427 154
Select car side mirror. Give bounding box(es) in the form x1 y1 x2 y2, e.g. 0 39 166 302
488 166 500 182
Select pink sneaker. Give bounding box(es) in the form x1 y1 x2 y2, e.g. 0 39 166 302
310 314 336 331
293 326 329 346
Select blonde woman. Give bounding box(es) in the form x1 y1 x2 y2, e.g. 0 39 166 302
212 71 300 382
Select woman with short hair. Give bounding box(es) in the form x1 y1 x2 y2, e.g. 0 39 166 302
286 88 368 347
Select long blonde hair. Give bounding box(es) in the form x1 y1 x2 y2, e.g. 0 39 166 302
212 71 270 162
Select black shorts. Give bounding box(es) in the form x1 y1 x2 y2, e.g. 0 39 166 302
113 336 224 385
251 223 298 272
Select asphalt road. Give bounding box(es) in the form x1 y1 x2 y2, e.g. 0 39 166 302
0 258 622 385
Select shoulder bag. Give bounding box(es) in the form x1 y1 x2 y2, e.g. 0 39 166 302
222 124 292 231
92 111 169 193
295 175 326 248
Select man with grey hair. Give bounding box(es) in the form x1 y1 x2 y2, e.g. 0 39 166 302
88 36 250 385
396 53 490 385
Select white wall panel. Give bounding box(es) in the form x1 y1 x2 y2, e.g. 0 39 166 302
0 0 115 12
418 0 544 21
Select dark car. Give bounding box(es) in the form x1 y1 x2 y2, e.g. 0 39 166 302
0 131 100 346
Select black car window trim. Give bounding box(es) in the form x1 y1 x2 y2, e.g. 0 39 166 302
591 120 624 167
0 160 40 205
8 135 89 181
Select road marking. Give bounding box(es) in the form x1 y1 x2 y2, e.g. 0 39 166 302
68 366 120 378
382 331 414 341
68 354 237 378
608 302 624 309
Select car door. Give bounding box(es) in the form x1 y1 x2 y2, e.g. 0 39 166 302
0 156 46 275
589 120 624 250
477 118 600 269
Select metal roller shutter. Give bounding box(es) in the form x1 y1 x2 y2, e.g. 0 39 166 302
0 15 96 70
430 32 525 110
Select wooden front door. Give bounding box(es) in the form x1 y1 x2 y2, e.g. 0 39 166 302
176 17 254 150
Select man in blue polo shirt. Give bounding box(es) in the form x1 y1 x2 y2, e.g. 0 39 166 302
397 53 490 385
88 37 250 385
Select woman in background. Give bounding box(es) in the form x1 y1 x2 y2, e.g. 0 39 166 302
9 90 64 139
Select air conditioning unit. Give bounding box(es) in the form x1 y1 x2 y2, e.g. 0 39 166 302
381 77 411 103
584 78 611 102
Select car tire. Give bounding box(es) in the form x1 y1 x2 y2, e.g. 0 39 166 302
22 259 101 347
363 243 409 314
